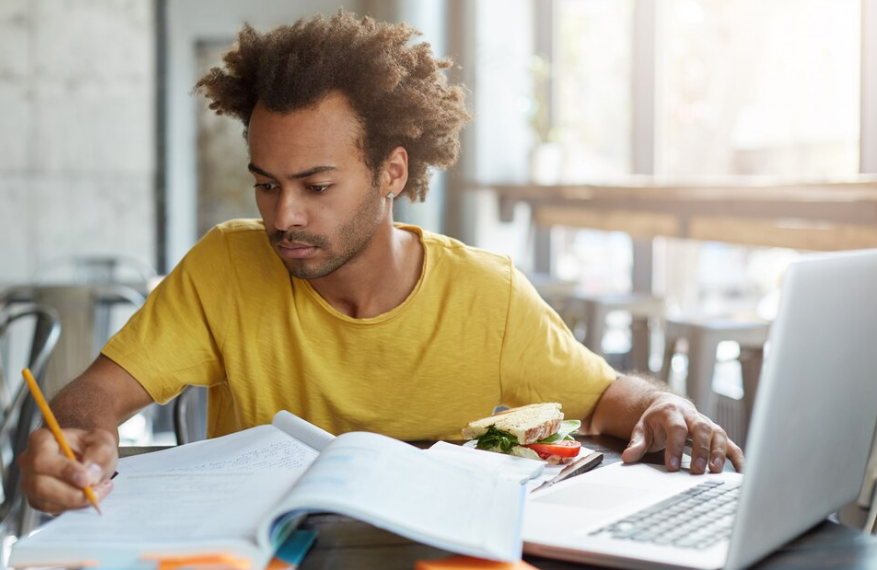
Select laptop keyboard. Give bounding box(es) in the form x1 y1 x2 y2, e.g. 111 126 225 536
588 480 741 550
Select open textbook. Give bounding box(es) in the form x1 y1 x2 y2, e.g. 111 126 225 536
10 411 525 570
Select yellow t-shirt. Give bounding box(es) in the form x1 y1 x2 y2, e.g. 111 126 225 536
102 220 616 440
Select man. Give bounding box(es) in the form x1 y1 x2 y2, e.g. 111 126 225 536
20 11 743 515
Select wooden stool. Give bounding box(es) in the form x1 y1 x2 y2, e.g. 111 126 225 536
660 316 770 446
567 292 665 372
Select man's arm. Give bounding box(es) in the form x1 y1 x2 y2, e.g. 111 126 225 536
19 354 155 514
582 374 744 474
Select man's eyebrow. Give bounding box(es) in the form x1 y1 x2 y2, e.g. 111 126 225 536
247 164 339 180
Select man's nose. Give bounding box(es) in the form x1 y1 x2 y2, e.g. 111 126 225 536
273 189 307 230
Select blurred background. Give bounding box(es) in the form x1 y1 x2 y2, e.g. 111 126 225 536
0 0 875 445
2 0 874 311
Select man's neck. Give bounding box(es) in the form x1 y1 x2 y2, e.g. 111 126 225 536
306 223 424 319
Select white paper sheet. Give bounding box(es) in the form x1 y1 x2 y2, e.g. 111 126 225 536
426 441 545 483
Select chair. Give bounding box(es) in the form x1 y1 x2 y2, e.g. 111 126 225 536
173 386 207 445
0 303 62 539
837 423 877 535
33 257 164 444
30 255 156 358
567 292 666 372
660 315 770 446
0 285 145 396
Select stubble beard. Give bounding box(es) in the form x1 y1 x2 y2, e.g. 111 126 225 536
270 183 385 280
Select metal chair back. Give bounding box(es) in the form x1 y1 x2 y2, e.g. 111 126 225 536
0 303 62 537
173 386 207 445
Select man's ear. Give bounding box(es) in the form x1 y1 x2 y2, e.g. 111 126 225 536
382 146 408 199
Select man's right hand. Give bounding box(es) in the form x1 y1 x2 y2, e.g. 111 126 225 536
19 427 118 514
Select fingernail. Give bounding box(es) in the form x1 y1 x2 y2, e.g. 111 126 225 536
86 462 103 485
72 471 88 487
96 479 114 497
669 456 680 470
712 457 723 470
695 458 707 472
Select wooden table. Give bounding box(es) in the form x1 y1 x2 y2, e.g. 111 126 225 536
297 435 877 570
481 178 877 288
483 178 877 252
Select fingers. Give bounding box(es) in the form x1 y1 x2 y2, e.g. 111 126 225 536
705 427 729 473
687 416 715 474
662 408 689 472
670 412 742 474
78 429 119 480
621 423 649 464
623 394 746 475
726 438 745 473
19 427 118 515
24 471 114 515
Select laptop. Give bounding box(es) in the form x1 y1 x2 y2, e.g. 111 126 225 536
523 249 877 570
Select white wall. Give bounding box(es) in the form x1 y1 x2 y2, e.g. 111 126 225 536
0 0 156 282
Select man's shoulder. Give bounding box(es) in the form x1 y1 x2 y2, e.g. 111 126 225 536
412 226 513 281
196 219 269 252
183 219 274 273
211 218 267 238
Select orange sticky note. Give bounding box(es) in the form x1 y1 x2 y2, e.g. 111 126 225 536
145 553 251 570
266 558 294 570
415 555 540 570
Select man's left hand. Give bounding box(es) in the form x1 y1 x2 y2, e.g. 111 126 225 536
620 393 745 474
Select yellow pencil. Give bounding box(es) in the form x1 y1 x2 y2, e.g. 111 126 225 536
22 368 102 515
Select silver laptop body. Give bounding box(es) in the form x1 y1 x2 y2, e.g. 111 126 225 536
523 249 877 570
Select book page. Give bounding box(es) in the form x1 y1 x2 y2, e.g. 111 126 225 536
261 432 524 562
15 412 331 569
11 471 302 569
271 410 335 451
119 424 319 474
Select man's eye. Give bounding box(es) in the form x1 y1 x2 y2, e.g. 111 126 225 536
254 182 277 192
309 184 330 193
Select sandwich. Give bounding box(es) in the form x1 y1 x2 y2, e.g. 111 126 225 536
462 403 582 464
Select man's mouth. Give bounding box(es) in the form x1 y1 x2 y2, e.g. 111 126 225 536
277 241 318 259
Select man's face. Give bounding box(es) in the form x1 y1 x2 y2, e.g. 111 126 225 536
247 93 385 280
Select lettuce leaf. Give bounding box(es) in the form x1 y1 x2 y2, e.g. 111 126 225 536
509 446 541 460
474 425 519 453
533 420 581 444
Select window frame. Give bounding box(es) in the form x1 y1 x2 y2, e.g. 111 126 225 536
541 0 877 176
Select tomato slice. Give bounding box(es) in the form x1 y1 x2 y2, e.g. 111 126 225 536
524 440 582 458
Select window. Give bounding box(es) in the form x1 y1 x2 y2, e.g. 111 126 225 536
661 0 861 178
551 0 634 179
548 0 635 296
541 0 866 344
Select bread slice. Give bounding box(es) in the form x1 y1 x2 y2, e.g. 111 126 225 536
462 403 563 445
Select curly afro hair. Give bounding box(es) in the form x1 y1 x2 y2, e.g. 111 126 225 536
194 10 471 202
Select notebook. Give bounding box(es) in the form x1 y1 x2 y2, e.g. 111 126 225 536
10 411 525 569
523 248 877 570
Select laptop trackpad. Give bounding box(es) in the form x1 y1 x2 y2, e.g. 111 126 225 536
535 482 650 510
